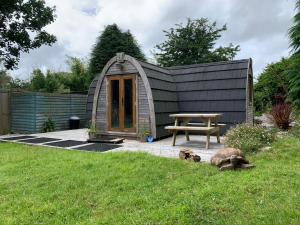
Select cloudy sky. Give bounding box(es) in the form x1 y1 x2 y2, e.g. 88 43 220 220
12 0 295 80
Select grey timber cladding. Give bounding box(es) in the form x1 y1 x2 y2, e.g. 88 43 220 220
169 59 250 131
87 54 253 139
93 60 151 135
96 79 107 132
11 92 87 133
139 62 179 138
86 77 98 123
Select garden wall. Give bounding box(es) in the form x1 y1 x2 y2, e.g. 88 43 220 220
10 91 87 133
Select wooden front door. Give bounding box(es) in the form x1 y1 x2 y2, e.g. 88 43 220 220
108 75 136 132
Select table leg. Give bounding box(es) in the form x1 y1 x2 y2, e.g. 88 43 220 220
206 133 210 149
185 131 190 141
183 118 190 141
172 131 177 146
172 118 178 146
216 128 220 143
206 118 211 149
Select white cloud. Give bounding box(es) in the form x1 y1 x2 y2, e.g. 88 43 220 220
11 0 295 79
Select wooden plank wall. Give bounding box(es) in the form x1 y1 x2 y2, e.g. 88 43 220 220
0 90 10 134
11 92 87 133
94 61 151 136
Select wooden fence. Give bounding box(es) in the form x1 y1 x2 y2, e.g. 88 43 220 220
0 90 10 134
9 91 87 134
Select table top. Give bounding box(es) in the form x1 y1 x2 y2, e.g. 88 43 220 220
169 113 222 118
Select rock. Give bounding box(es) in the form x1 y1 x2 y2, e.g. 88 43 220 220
211 147 254 171
179 148 201 162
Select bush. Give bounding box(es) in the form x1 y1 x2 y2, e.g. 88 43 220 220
289 121 300 138
225 124 275 153
270 103 292 130
42 117 55 132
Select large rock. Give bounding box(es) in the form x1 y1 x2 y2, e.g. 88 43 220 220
179 148 201 162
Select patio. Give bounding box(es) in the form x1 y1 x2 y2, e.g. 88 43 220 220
0 129 224 162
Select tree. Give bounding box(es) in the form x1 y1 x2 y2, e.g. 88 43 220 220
286 56 300 110
289 0 300 54
288 0 300 110
0 0 56 70
254 58 293 114
66 57 90 92
89 24 145 79
0 69 11 89
30 69 46 91
44 71 60 93
154 18 240 67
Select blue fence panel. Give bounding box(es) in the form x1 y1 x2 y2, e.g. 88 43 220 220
10 92 87 133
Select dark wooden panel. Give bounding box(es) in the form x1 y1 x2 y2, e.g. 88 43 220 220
177 89 246 101
155 112 175 126
173 70 246 82
176 78 246 91
142 67 173 82
178 100 246 112
148 78 177 91
169 60 249 75
152 89 178 101
154 101 179 113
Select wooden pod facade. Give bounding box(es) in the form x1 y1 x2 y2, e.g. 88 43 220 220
87 53 254 139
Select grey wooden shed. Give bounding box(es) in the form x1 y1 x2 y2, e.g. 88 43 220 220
87 53 253 139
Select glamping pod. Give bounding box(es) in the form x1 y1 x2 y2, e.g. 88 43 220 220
87 53 253 140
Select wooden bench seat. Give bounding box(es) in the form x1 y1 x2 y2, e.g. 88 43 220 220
187 123 226 127
165 125 220 149
165 126 218 132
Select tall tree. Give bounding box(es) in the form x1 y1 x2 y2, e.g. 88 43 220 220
288 0 300 110
0 70 11 88
254 58 293 114
89 24 145 78
30 69 46 91
66 57 90 92
0 0 56 70
155 18 240 67
289 0 300 54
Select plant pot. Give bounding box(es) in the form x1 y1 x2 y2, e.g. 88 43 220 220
147 135 154 143
89 132 97 139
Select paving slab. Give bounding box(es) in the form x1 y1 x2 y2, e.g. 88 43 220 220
18 137 61 144
0 129 224 162
44 140 87 148
1 135 36 141
73 143 121 152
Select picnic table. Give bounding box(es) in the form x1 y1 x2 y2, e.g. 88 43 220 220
165 113 224 149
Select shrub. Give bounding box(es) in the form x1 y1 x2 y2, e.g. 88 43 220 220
225 124 275 154
271 103 292 130
42 117 55 132
289 121 300 138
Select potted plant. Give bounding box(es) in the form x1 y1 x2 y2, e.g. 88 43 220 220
138 126 152 142
88 122 97 139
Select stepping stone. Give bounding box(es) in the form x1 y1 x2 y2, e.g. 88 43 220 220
44 140 86 148
19 137 60 144
73 143 121 152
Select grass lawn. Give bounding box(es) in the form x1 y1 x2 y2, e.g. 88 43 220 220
0 138 299 225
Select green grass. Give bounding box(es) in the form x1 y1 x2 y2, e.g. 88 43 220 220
0 138 299 225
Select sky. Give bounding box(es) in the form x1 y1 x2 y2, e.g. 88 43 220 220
11 0 295 80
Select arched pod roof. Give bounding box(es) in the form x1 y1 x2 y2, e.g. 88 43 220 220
88 53 253 139
91 54 158 138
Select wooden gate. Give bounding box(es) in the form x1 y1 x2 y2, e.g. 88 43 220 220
0 91 10 134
